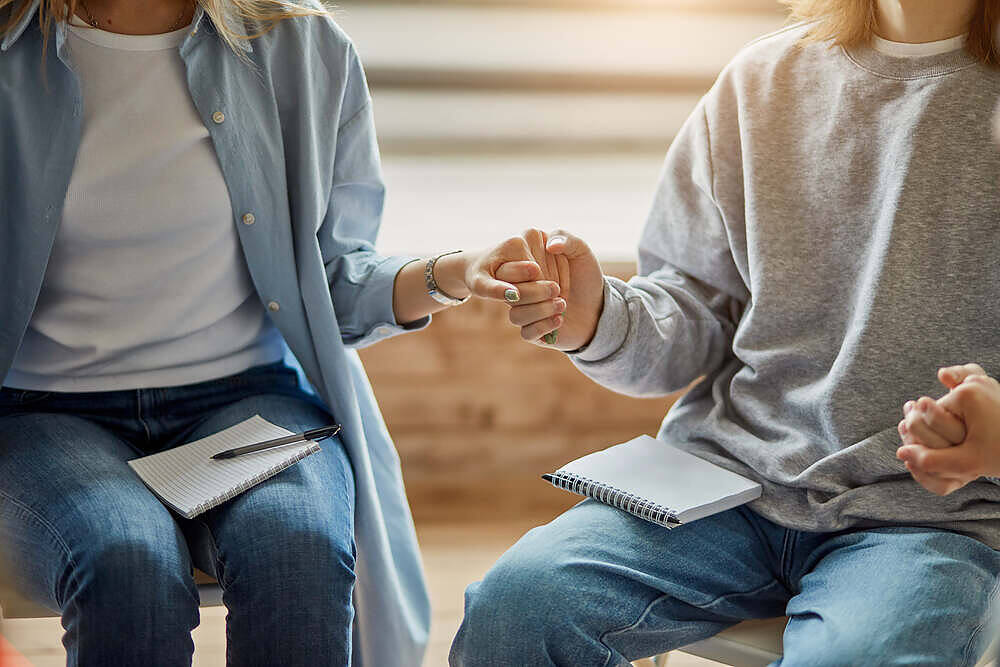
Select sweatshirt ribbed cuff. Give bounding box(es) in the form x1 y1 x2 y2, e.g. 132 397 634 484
568 278 629 363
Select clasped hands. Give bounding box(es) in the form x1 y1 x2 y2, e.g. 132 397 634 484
898 363 1000 495
466 228 604 350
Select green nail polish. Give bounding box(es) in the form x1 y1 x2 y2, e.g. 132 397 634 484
543 331 559 345
504 289 520 303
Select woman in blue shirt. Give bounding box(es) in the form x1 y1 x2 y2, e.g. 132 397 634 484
0 0 567 664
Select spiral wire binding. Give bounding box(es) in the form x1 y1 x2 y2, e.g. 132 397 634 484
546 471 679 528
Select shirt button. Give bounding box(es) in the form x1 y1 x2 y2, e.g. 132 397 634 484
267 300 280 312
242 213 255 225
212 111 225 124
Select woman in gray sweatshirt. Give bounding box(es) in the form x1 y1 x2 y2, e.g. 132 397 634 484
452 0 1000 664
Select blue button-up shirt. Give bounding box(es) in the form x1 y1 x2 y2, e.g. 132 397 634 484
1 2 430 663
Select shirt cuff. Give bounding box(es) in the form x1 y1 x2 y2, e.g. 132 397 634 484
347 256 430 348
567 277 629 363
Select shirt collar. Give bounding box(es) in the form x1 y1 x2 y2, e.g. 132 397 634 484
2 0 39 51
2 0 253 53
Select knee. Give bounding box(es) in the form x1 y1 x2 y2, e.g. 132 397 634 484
451 536 582 665
785 617 974 667
466 549 558 627
68 529 196 619
230 520 356 597
286 523 356 586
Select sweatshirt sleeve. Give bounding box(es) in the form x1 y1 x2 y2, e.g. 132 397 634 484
568 100 749 397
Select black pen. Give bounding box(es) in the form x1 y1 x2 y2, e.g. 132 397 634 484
211 424 342 460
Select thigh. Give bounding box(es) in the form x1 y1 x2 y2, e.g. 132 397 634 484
178 393 356 664
457 501 790 665
181 393 356 584
782 527 1000 667
0 411 194 609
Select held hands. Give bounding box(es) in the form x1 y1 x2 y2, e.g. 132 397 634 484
897 363 1000 495
429 237 555 306
439 228 604 350
494 229 605 350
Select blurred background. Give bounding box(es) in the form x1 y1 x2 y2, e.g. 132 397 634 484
354 0 785 259
1 1 790 665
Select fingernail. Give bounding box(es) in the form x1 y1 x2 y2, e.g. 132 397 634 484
547 236 566 248
549 283 560 297
504 289 520 303
555 298 567 312
543 331 559 345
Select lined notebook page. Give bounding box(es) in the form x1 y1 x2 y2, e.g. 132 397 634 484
128 415 321 519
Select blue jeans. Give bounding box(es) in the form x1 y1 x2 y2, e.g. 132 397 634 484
0 362 356 666
451 500 1000 666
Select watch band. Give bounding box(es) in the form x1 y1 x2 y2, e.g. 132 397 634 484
425 251 470 306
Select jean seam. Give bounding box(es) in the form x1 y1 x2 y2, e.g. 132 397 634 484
597 578 783 667
598 592 674 667
15 390 52 405
192 517 229 589
963 570 1000 666
779 528 797 583
697 577 785 614
192 517 232 664
135 390 152 444
0 488 80 609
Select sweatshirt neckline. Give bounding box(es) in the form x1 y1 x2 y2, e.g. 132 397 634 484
844 39 977 80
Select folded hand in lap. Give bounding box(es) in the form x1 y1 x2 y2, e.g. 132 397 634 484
897 363 1000 495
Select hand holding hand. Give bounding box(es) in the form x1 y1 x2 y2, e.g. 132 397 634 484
494 229 605 350
431 237 558 306
897 363 1000 495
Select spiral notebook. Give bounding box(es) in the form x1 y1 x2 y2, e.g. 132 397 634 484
543 435 762 528
127 415 321 519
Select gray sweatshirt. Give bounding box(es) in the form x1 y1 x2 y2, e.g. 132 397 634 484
571 24 1000 548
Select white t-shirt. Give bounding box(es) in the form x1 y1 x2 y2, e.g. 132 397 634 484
5 16 284 392
871 33 966 58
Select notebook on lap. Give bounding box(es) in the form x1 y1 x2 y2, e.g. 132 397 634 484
543 435 762 528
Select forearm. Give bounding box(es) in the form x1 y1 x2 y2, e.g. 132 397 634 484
392 251 472 324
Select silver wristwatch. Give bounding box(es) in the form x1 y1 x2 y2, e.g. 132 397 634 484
425 250 470 306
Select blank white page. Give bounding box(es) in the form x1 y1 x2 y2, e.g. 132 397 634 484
128 415 321 519
556 435 762 523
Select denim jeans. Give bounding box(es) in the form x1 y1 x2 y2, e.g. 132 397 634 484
451 500 1000 666
0 362 356 666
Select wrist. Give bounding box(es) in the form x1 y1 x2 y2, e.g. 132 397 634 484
433 250 472 300
582 288 605 344
567 285 604 352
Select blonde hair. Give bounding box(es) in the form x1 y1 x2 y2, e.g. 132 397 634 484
1 0 333 62
781 0 1000 67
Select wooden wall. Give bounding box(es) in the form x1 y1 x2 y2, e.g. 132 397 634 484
358 262 685 523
